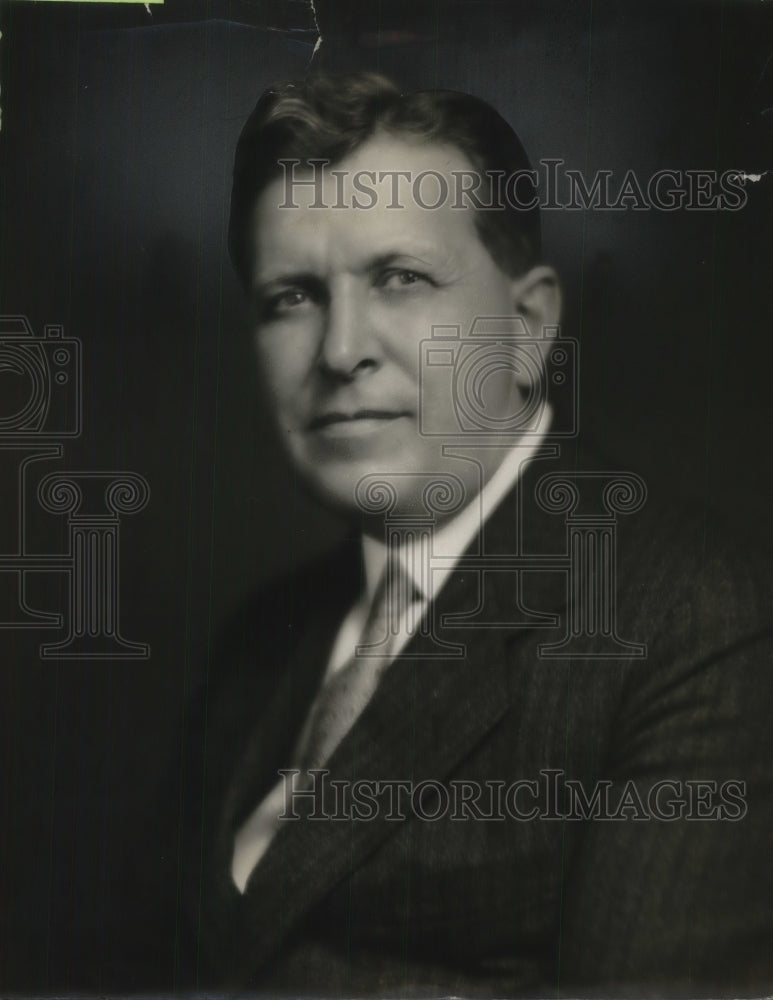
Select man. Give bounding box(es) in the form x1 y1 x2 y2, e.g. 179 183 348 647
178 72 773 996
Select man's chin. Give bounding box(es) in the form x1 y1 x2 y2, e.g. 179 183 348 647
295 464 395 519
295 458 476 525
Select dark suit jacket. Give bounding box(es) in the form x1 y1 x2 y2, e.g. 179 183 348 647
177 440 773 997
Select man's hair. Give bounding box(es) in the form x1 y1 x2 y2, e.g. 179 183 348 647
228 72 541 287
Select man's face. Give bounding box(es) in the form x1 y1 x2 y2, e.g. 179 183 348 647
248 133 557 519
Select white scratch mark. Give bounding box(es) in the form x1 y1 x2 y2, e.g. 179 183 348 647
733 170 772 183
309 0 323 63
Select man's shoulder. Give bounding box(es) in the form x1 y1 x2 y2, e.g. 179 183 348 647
619 494 771 629
187 537 361 786
508 436 772 673
208 535 360 680
591 488 773 757
538 436 770 617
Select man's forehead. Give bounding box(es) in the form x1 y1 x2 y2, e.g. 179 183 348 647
249 134 486 283
254 132 483 220
265 131 480 205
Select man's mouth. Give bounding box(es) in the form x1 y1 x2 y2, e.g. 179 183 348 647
308 409 411 437
309 409 410 429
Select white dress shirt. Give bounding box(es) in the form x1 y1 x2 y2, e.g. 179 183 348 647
231 406 553 892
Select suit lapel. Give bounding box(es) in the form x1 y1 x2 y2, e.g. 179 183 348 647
199 546 361 971
220 446 573 988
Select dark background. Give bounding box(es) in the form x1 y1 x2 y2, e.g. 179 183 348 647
0 0 771 992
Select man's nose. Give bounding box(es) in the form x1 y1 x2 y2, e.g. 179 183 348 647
317 282 379 379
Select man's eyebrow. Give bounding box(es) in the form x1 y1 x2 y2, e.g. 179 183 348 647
251 271 325 295
364 248 458 274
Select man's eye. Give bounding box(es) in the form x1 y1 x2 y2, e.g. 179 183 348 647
378 269 432 290
259 289 309 319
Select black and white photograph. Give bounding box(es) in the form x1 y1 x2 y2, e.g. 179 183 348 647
0 0 772 996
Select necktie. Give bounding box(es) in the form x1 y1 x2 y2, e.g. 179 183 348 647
294 554 419 775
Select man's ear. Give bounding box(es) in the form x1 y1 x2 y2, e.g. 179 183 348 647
510 265 562 356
